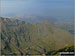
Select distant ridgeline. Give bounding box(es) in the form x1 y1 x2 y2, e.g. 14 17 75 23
1 17 74 55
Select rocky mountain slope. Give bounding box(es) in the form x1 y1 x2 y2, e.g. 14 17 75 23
0 17 74 55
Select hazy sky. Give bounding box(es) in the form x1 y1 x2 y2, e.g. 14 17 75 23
1 0 74 19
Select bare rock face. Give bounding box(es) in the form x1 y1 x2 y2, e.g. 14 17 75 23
1 17 74 55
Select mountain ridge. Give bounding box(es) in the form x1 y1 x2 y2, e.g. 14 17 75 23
1 17 74 55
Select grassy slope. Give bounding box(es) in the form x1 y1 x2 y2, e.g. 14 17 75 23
1 17 74 55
